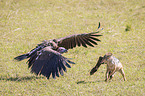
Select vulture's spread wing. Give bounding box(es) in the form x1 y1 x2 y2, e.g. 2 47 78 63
27 47 75 79
56 22 103 49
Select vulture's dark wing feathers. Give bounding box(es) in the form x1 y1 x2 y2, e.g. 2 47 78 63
56 22 103 49
28 47 75 79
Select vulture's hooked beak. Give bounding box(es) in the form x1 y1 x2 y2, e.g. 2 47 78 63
57 47 68 54
62 49 68 53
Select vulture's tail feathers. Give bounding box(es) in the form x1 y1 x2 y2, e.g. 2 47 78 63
14 45 45 61
14 54 29 61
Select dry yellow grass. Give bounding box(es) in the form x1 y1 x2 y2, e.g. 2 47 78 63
0 0 144 95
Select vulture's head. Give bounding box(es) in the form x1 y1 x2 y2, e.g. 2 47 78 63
57 47 68 54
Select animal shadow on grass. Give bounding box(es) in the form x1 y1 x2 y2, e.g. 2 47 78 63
76 80 103 84
0 76 44 81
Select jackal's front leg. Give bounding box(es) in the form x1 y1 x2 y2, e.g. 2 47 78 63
108 68 116 79
105 70 109 82
109 71 114 80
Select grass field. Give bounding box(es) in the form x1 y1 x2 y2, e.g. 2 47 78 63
0 0 145 95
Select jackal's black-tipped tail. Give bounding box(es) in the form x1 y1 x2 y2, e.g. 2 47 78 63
14 54 29 61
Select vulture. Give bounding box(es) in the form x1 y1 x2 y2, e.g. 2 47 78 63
14 22 103 79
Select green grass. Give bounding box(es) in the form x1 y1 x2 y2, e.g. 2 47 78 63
0 0 145 95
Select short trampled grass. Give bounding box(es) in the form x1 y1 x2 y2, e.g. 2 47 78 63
0 0 145 95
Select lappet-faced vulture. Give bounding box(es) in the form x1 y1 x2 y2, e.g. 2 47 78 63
14 22 103 79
